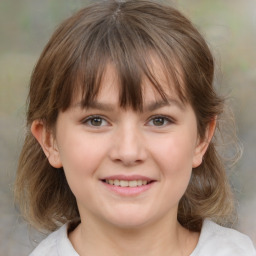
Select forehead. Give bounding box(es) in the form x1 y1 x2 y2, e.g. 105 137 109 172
72 57 187 111
102 65 176 98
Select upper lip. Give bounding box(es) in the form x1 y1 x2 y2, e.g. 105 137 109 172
101 175 155 181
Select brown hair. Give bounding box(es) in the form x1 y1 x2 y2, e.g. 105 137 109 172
15 0 235 232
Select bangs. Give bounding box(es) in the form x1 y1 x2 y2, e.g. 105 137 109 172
55 2 188 113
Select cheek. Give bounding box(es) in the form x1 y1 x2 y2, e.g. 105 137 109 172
149 132 196 193
159 141 194 204
161 141 194 184
56 133 109 202
150 133 196 171
57 131 106 179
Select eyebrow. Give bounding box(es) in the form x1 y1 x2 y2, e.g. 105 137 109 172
74 101 115 111
144 98 184 112
74 98 184 112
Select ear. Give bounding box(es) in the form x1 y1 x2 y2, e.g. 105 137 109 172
31 120 62 168
192 118 216 168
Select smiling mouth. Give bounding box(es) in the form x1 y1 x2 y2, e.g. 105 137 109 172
102 179 154 187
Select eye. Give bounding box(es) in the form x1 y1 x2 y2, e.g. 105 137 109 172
82 115 109 127
147 116 173 127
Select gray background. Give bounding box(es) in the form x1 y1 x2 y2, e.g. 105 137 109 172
0 0 255 255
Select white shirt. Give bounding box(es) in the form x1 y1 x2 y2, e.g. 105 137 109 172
29 219 256 256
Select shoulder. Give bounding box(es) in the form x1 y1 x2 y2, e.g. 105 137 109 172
191 219 256 256
29 223 79 256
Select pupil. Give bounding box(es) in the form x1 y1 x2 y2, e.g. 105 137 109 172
153 117 164 126
91 118 102 126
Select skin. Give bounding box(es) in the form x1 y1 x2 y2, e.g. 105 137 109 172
32 64 215 256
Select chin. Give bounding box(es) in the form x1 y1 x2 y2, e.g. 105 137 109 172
109 218 150 230
103 208 156 230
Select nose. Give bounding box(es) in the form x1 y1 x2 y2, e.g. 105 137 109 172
109 124 147 166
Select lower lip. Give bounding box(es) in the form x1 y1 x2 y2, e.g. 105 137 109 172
102 181 155 196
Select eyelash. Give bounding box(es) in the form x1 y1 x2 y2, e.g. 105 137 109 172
82 115 109 127
146 115 175 127
82 114 175 128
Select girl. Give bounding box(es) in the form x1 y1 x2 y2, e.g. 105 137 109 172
15 0 256 255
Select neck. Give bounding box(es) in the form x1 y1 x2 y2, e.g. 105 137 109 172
69 213 199 256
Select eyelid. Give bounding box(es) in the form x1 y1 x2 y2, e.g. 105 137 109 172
81 115 110 127
146 115 175 127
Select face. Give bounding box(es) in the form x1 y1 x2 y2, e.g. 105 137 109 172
37 64 210 230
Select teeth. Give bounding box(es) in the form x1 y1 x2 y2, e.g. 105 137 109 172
105 179 150 187
137 180 142 186
129 181 137 187
120 180 129 187
114 180 120 186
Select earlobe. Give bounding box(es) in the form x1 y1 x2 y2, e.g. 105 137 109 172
31 120 62 168
192 118 217 168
